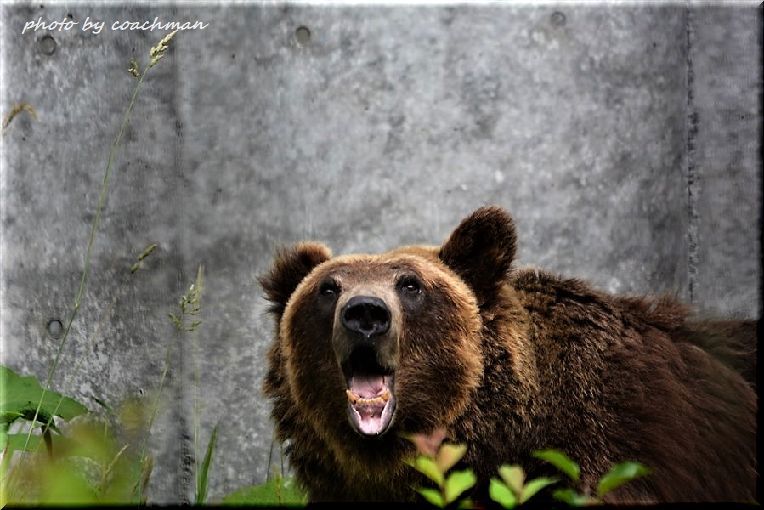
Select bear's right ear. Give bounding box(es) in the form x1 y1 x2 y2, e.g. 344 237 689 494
439 206 517 307
259 242 332 319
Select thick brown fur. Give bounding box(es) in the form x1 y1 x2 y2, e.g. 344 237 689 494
261 206 757 503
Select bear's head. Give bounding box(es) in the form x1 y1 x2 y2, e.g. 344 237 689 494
261 207 517 446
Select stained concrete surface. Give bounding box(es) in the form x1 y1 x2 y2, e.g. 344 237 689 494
1 2 760 503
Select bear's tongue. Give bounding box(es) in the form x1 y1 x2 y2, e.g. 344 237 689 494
348 375 386 398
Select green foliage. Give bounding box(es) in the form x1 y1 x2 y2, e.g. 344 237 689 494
532 449 580 482
437 443 467 473
149 30 177 68
169 265 205 332
195 424 219 505
596 462 650 499
128 58 141 78
411 455 444 485
532 449 650 506
1 366 88 424
489 463 557 509
490 477 518 508
521 475 558 501
405 429 476 508
552 488 597 506
0 30 192 507
0 365 88 453
130 243 158 273
443 469 477 504
398 445 653 509
221 475 308 505
418 488 445 507
2 397 150 505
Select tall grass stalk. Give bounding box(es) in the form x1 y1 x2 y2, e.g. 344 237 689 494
12 29 178 480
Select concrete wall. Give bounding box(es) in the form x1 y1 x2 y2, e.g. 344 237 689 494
1 2 760 503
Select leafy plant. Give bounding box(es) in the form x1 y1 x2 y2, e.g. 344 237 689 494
221 475 308 506
402 440 650 508
405 428 476 508
1 366 88 455
595 461 650 499
1 30 179 505
532 449 650 506
488 464 558 509
1 370 150 505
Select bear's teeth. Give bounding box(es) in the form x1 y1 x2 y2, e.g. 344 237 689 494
346 389 391 406
358 396 384 405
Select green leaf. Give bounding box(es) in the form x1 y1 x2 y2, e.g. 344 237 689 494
418 488 445 508
533 449 580 482
221 476 307 505
5 433 42 451
436 443 467 473
520 476 558 503
137 243 157 261
458 498 475 509
498 464 524 495
489 478 517 509
443 469 476 504
39 462 99 504
0 366 88 425
596 462 650 498
552 488 595 507
407 455 444 485
195 424 219 505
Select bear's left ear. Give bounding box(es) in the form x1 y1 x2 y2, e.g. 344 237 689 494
439 206 517 307
259 242 332 319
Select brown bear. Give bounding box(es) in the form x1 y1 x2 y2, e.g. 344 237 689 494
261 206 757 503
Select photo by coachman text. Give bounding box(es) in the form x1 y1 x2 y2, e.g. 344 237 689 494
21 16 208 35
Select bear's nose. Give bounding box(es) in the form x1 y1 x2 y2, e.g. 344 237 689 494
341 296 391 339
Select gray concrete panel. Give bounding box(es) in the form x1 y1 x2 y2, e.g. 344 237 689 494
1 3 759 503
689 6 761 318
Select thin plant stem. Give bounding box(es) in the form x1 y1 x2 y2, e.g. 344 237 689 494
135 343 171 502
4 31 178 503
266 433 275 483
22 68 149 453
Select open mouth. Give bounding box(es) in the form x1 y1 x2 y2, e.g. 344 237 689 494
342 347 396 436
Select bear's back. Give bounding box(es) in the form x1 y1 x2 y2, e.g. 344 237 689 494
501 268 757 502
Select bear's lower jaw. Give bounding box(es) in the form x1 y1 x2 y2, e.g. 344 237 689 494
346 375 396 436
347 397 395 436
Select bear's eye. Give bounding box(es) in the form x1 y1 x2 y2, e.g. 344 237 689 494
319 279 340 297
398 276 422 295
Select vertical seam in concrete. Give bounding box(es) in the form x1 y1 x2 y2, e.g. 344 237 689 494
163 11 194 502
174 43 195 505
685 5 699 305
758 6 764 323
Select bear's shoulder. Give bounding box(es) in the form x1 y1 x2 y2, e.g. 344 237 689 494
508 266 689 333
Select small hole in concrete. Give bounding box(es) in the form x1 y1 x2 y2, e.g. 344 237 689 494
39 35 57 55
295 25 311 46
551 11 566 27
47 319 63 339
